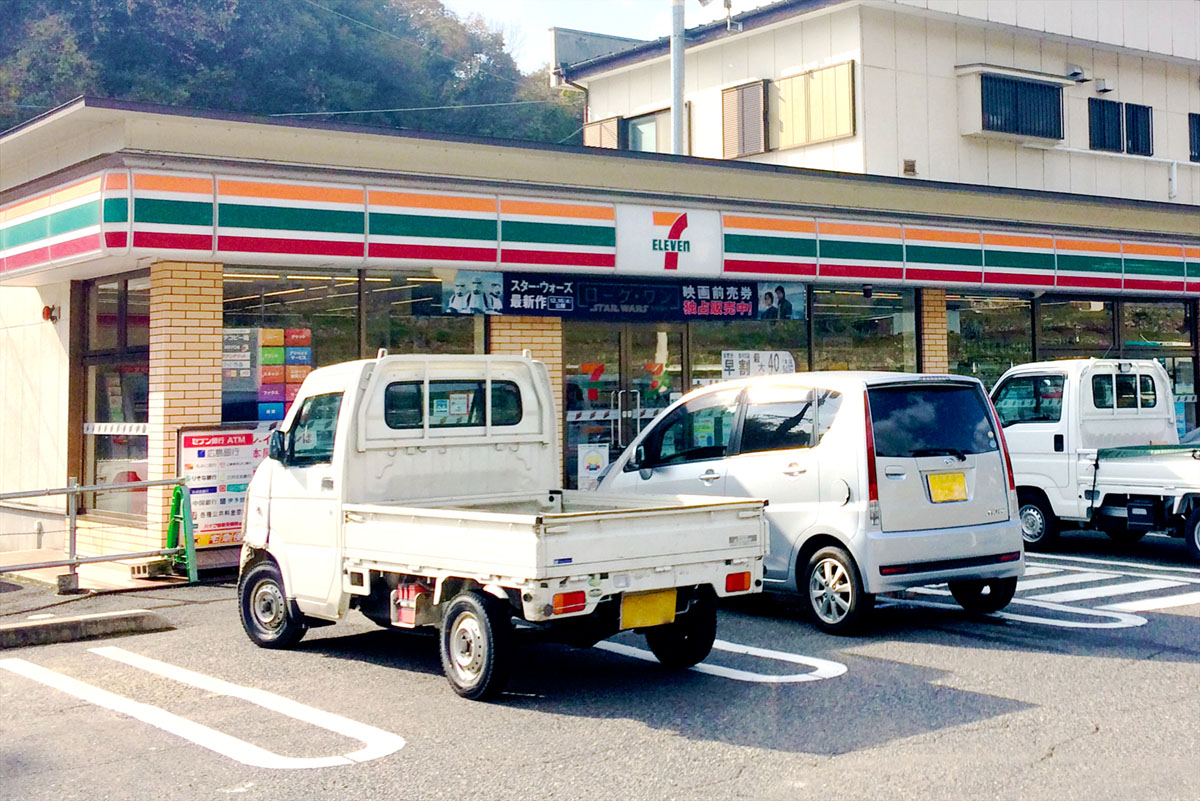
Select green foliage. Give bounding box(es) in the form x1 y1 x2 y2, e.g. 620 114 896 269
0 0 582 143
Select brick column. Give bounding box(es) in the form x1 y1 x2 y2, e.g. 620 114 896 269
146 261 223 545
919 288 949 374
487 316 564 422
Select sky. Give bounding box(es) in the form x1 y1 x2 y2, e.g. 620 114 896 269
440 0 764 73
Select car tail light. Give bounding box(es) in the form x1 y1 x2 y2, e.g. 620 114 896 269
725 572 751 592
986 394 1016 491
552 591 587 614
863 390 881 525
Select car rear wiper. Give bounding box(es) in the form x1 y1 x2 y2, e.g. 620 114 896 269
910 448 968 461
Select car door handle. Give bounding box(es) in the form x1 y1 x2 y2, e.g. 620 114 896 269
884 467 906 480
782 464 806 477
698 470 721 484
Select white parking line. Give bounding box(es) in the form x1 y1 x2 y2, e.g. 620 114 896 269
0 648 405 769
595 638 847 683
1099 591 1200 612
1016 571 1117 591
898 588 1147 628
1028 578 1186 604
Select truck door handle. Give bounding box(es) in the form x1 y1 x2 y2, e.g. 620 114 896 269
698 470 721 484
1054 434 1064 452
782 464 806 477
321 477 335 491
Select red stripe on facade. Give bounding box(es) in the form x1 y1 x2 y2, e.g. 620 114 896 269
1123 278 1186 293
369 243 497 263
133 231 214 251
984 271 1055 287
723 259 816 276
3 246 52 271
50 234 103 261
904 268 983 283
500 249 616 268
105 232 128 249
1056 274 1122 290
218 236 362 257
818 263 904 280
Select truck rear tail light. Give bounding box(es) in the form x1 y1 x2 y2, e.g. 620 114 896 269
552 591 587 614
725 572 751 592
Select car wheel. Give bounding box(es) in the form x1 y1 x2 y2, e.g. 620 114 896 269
239 561 308 649
804 546 873 635
1184 508 1200 563
1018 492 1058 551
439 591 513 700
643 587 717 669
948 577 1019 614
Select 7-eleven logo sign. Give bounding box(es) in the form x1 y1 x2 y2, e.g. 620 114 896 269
651 211 690 270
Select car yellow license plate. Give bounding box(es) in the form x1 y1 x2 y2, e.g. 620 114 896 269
620 589 677 630
928 472 967 503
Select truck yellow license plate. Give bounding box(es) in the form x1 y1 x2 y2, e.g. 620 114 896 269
929 472 968 503
620 589 677 629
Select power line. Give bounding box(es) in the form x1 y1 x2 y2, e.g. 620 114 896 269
271 99 556 117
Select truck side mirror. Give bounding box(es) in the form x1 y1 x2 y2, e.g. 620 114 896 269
269 429 285 463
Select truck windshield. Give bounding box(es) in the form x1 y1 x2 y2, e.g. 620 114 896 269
868 384 998 459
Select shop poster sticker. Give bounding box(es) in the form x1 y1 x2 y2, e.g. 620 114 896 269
577 444 609 491
722 350 797 379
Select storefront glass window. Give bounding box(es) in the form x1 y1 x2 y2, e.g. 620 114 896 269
812 287 916 371
689 319 809 387
1120 302 1194 435
87 280 119 351
947 293 1032 390
1039 299 1113 358
126 276 151 349
364 273 476 356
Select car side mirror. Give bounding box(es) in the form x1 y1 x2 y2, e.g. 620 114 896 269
268 429 285 463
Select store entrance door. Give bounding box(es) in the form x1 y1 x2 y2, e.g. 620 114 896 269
564 321 685 488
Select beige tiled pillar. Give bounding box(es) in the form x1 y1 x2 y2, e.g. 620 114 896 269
146 261 223 545
920 288 949 374
488 316 565 476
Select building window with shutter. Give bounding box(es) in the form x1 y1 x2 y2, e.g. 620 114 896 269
1125 103 1153 157
582 116 626 149
772 61 856 150
627 107 686 153
722 81 767 159
979 74 1062 139
1089 97 1123 152
1190 114 1200 163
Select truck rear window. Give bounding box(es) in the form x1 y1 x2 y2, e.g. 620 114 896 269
868 384 998 459
384 380 522 429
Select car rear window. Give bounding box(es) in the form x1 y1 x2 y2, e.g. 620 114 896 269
868 384 998 459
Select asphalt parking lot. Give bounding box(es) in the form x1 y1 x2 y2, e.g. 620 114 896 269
3 531 1199 801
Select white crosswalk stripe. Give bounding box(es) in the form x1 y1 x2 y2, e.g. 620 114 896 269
1016 571 1117 591
1015 558 1200 614
1099 591 1200 612
1028 579 1185 604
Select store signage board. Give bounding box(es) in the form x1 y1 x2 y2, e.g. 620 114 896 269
615 206 723 276
502 271 758 321
178 425 276 547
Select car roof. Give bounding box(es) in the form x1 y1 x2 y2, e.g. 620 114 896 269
684 370 982 400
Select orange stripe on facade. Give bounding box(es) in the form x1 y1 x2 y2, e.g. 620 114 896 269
905 228 980 245
652 211 687 226
2 176 102 222
1186 248 1200 260
500 199 614 221
370 191 495 213
219 180 363 205
723 215 816 234
1056 238 1121 254
134 174 213 194
982 233 1054 249
819 222 903 240
104 173 129 191
1 195 50 222
51 177 103 206
1123 243 1184 258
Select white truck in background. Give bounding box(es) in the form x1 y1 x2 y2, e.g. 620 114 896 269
991 358 1200 561
237 353 767 700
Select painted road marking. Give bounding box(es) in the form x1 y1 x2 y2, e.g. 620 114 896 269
1099 591 1200 612
595 638 847 683
0 648 405 769
1029 578 1186 604
896 588 1147 628
1016 571 1117 591
1030 553 1200 575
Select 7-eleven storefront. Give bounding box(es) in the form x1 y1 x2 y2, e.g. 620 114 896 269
2 99 1198 569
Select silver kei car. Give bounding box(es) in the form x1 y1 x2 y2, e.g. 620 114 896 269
598 372 1025 633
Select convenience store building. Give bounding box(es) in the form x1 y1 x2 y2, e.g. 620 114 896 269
2 98 1198 567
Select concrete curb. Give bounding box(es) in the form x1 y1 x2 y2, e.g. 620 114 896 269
0 609 175 649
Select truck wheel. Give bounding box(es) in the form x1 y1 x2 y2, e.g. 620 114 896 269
439 591 513 700
1184 508 1200 562
239 561 308 649
804 546 874 635
1018 492 1058 550
643 587 717 669
948 577 1018 614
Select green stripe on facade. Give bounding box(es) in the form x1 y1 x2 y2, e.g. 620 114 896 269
1057 253 1122 274
371 212 496 241
1122 257 1185 277
725 233 816 258
135 198 213 227
1 202 99 250
819 239 903 263
501 220 615 248
1 216 47 251
904 244 982 267
103 198 129 224
983 249 1055 271
219 203 362 234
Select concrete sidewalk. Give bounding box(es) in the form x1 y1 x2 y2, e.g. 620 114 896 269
0 548 187 592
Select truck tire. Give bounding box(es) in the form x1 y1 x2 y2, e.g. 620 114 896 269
804 546 874 635
1018 492 1058 551
239 561 308 649
948 577 1018 614
1184 508 1200 562
439 591 513 700
643 587 717 669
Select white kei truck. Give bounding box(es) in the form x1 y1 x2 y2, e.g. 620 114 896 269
237 353 768 700
991 358 1200 561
